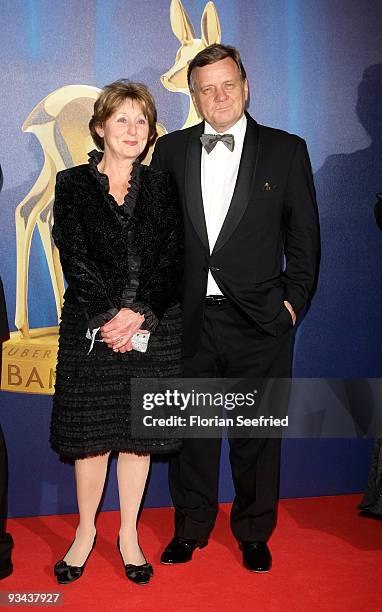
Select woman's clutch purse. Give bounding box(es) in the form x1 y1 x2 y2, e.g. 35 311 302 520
131 331 150 352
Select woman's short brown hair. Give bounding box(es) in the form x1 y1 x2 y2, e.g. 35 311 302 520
187 44 247 93
89 80 158 153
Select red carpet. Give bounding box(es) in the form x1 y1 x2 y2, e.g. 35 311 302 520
3 495 382 611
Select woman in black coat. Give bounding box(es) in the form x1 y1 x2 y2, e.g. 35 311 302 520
51 81 183 585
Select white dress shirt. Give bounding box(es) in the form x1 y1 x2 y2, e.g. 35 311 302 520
201 114 247 295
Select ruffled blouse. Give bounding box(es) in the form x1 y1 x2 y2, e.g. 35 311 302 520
88 149 143 224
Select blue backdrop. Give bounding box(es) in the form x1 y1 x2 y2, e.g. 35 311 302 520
0 0 381 517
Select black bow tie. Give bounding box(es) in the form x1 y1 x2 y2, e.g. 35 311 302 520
200 133 235 154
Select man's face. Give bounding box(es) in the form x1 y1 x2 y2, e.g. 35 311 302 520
191 57 248 133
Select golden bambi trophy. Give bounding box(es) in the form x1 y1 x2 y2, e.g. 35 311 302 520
2 86 100 394
1 0 220 395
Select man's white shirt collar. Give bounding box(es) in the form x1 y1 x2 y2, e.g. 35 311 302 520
203 114 247 139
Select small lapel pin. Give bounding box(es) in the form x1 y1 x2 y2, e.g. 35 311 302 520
262 181 278 191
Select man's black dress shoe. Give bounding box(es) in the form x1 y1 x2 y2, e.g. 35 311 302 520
161 537 208 564
54 535 97 584
117 538 153 585
240 541 272 572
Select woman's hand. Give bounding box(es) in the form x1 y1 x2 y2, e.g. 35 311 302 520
101 308 145 353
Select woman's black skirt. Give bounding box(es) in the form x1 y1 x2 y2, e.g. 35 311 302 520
50 301 182 460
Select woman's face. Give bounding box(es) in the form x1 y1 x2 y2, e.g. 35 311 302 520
96 98 149 162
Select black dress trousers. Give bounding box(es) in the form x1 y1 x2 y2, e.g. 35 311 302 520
169 300 293 542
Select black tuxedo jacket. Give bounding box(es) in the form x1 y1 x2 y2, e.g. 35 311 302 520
151 112 320 356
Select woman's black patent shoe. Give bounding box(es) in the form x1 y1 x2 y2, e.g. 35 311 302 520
117 537 153 585
54 535 97 584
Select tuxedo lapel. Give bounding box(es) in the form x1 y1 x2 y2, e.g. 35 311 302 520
185 123 209 251
212 114 260 255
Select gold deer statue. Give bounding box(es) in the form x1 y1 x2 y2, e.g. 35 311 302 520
161 0 221 129
14 85 101 337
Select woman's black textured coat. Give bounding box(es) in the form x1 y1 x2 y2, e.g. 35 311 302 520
50 160 183 459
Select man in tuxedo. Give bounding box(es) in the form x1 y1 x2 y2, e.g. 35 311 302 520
0 274 13 579
151 44 319 571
